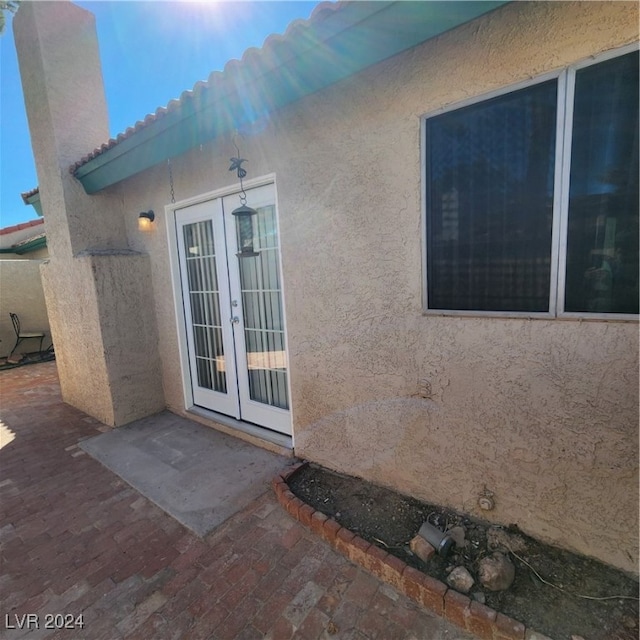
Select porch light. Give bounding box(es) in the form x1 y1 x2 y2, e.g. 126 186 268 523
138 210 155 231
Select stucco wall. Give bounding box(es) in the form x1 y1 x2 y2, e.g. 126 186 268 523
25 247 48 260
0 260 50 357
14 1 165 427
121 2 638 572
40 251 164 426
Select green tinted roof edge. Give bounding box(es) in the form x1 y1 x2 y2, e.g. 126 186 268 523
73 1 509 194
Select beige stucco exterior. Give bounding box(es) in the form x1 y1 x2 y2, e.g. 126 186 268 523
14 1 165 425
15 1 639 574
0 223 50 356
0 260 50 357
120 1 639 574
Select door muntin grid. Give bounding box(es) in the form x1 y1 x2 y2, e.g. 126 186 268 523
235 205 289 410
183 220 227 393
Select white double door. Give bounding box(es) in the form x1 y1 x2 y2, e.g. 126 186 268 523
176 184 290 435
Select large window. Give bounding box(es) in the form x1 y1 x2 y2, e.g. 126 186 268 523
424 49 638 317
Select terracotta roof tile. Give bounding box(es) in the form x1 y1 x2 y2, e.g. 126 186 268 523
0 217 45 236
20 187 40 203
69 1 341 174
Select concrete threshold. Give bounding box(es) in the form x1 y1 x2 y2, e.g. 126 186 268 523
80 410 289 537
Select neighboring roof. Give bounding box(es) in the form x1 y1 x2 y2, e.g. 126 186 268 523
0 218 46 254
0 217 44 236
71 0 508 194
0 232 47 255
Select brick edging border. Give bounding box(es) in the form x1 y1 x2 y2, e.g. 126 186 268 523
272 461 546 640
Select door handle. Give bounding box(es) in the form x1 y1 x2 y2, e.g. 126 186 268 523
231 316 240 324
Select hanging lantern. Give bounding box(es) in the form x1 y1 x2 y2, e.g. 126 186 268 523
229 149 259 258
232 203 259 258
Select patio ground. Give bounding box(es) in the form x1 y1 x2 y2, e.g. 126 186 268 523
0 361 475 640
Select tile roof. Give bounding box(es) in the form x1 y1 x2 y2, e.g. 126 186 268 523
0 217 44 236
69 1 342 174
68 1 509 193
21 187 40 203
12 231 46 248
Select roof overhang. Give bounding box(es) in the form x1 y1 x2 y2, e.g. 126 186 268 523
21 189 43 216
73 1 508 194
0 234 47 255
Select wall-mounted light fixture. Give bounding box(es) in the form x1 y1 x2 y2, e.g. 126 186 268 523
138 210 155 231
229 137 259 258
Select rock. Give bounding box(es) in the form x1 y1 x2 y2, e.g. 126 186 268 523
571 636 586 640
471 591 486 604
409 535 436 563
622 615 637 629
478 552 515 591
525 632 554 640
446 566 475 593
487 527 527 553
448 525 466 547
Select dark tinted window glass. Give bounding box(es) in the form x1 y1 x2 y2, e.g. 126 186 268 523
426 80 557 312
565 51 639 314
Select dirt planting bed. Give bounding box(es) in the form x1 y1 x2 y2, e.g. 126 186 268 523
288 463 639 640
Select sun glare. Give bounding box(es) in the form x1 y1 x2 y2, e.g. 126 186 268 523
176 0 222 5
0 419 16 450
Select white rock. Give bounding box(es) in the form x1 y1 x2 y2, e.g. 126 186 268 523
446 566 475 594
525 631 554 640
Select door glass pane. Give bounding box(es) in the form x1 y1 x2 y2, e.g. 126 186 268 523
236 205 289 410
565 51 639 314
183 221 227 393
426 80 557 311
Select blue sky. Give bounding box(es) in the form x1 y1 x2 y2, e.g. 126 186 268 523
0 1 320 228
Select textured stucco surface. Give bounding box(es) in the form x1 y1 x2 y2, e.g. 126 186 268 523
17 0 639 573
40 252 164 426
14 1 165 426
0 260 50 357
125 1 638 573
278 0 640 574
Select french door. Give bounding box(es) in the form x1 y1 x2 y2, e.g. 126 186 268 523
176 184 291 435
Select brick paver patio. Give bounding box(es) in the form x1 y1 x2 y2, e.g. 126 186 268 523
0 361 474 640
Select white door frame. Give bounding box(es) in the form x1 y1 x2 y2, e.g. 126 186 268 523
166 175 293 438
220 186 291 433
175 198 240 418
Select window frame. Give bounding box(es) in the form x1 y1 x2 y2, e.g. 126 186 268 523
421 43 639 321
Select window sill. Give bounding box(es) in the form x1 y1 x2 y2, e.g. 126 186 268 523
421 309 638 322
